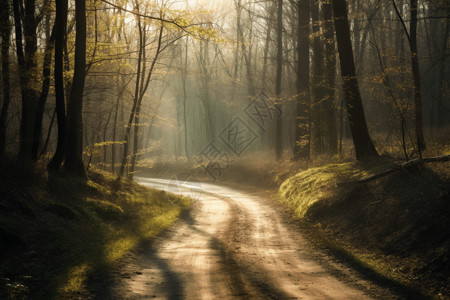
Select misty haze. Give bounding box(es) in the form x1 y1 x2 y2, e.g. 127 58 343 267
0 0 449 299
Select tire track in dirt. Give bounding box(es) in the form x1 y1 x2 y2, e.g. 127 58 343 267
92 178 395 299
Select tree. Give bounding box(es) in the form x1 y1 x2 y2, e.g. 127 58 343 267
275 0 283 160
13 0 39 157
0 0 11 153
129 25 165 179
392 0 425 154
48 0 68 170
332 0 378 160
65 0 87 176
322 0 337 154
293 0 311 160
32 22 56 160
311 0 326 154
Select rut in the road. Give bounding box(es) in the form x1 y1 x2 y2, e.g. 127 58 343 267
91 179 398 299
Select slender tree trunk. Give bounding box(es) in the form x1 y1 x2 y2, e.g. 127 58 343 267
198 39 215 142
65 0 87 176
32 25 56 160
182 38 190 159
323 0 337 154
235 0 256 97
48 0 68 170
118 14 143 179
392 0 425 153
293 0 311 161
129 25 164 179
311 0 325 154
111 80 125 173
332 0 378 160
232 0 241 98
261 2 274 89
103 108 112 169
409 0 425 152
0 0 11 153
40 108 56 158
13 0 39 158
437 7 450 130
275 0 283 160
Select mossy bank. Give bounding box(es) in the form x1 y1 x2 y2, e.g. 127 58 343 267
279 161 450 299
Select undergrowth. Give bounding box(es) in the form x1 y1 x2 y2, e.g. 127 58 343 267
0 158 192 299
278 160 450 299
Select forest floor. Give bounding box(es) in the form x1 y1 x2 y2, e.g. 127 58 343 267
1 154 448 299
0 157 192 299
140 155 450 299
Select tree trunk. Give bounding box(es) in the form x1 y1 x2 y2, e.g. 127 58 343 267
437 6 450 130
261 2 275 89
332 0 378 160
48 0 68 170
118 14 143 179
293 0 311 161
129 25 164 179
32 24 56 160
111 80 125 173
409 0 425 152
13 0 39 158
275 0 283 160
0 0 11 153
233 0 242 97
323 0 337 154
181 37 190 159
101 105 112 169
392 0 426 153
65 0 86 176
311 0 325 154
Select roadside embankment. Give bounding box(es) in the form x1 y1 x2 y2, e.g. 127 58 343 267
0 158 191 299
278 160 450 299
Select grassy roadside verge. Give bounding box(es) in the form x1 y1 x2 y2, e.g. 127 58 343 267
278 161 450 299
0 158 192 299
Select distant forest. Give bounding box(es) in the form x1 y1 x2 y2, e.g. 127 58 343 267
0 0 448 177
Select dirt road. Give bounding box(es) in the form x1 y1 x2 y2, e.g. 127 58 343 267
96 178 394 299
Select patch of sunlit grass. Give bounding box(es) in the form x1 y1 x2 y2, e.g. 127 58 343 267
141 209 181 239
60 264 91 294
279 163 355 218
105 236 139 263
279 162 394 218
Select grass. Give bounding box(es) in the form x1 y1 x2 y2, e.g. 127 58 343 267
278 160 450 299
278 162 391 218
0 158 192 299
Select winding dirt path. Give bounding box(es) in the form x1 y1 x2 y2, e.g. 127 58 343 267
95 178 394 299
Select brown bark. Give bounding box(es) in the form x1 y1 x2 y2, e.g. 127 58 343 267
409 0 425 153
129 25 164 180
32 24 56 160
13 0 39 157
293 0 311 161
392 0 425 154
311 0 325 154
332 0 378 160
323 0 337 154
48 0 68 171
0 0 11 153
65 0 87 176
118 12 143 179
275 0 283 160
